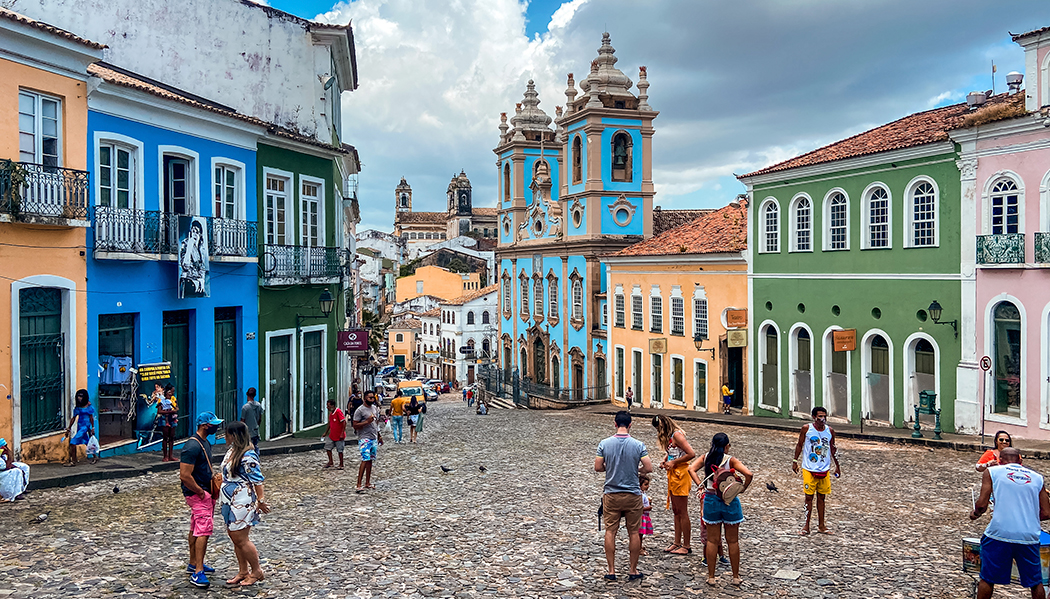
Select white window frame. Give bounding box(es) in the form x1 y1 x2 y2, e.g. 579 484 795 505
18 90 62 166
614 286 625 328
520 274 529 316
789 194 812 252
299 175 326 248
631 286 643 330
650 352 663 407
614 344 626 400
759 197 780 253
649 285 663 332
669 354 685 406
692 286 708 341
94 132 144 210
210 157 246 220
904 176 939 248
670 289 685 336
571 279 584 320
983 172 1024 236
861 182 892 250
822 188 850 251
984 296 1027 426
262 167 293 246
157 146 200 216
502 273 511 312
549 278 559 318
693 358 708 411
534 277 544 317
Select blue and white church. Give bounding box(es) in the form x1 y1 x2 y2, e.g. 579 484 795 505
495 33 657 399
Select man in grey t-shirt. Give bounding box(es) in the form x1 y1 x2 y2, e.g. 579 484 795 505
595 411 653 581
240 387 263 452
352 391 382 493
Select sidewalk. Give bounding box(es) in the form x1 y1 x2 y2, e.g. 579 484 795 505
581 404 1050 460
26 435 328 491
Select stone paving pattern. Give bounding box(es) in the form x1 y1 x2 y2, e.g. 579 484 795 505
0 398 1036 598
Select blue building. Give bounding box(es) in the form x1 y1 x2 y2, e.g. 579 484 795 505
85 63 263 455
495 34 657 402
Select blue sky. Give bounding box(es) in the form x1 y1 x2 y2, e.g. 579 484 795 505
272 0 1049 233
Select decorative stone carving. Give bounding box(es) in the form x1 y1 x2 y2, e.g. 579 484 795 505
608 195 637 227
957 158 978 181
564 73 577 115
498 112 509 143
569 198 585 229
637 66 651 111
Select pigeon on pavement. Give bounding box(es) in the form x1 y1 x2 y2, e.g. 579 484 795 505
766 482 779 493
479 465 487 473
440 465 454 474
113 485 120 494
30 511 50 524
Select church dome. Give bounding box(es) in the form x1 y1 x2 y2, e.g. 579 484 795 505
578 33 636 105
510 80 553 133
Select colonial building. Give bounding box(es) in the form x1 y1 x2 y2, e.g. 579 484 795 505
393 174 499 258
0 8 102 462
604 201 748 412
395 265 481 303
437 284 499 385
496 33 657 402
948 25 1050 439
387 317 421 370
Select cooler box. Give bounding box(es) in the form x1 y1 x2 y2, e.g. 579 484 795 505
963 532 1050 585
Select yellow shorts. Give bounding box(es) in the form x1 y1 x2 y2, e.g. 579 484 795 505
667 464 692 497
802 470 832 496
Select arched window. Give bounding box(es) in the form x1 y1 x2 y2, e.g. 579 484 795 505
520 347 528 377
482 311 490 324
825 192 848 250
551 355 561 388
534 278 544 317
990 179 1020 235
467 311 475 325
792 197 811 252
992 301 1021 416
910 181 937 247
502 278 511 312
762 200 779 253
572 279 583 320
572 135 582 184
520 276 529 316
866 186 890 249
503 162 511 203
482 338 490 354
610 132 632 182
549 278 559 318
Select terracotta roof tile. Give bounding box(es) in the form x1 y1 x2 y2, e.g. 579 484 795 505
653 208 713 235
442 284 499 306
420 307 441 318
742 94 1017 178
0 7 105 49
388 317 421 330
472 207 499 216
1012 26 1050 41
397 212 446 224
611 201 747 257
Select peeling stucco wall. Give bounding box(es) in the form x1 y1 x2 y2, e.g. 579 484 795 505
12 0 338 141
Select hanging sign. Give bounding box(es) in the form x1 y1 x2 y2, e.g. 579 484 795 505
727 329 748 348
649 338 668 354
726 309 748 328
337 330 369 353
833 329 857 352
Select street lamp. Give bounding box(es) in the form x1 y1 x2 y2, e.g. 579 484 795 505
927 300 958 339
296 288 336 331
693 333 715 356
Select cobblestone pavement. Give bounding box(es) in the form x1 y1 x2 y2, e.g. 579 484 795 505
0 398 1035 598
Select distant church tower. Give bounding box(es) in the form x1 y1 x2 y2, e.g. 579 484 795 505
395 177 412 213
447 170 473 237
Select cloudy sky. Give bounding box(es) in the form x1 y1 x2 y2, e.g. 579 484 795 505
269 0 1050 234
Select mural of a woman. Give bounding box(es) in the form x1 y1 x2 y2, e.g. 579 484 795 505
178 217 209 298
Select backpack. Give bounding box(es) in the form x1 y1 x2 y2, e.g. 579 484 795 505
705 455 744 505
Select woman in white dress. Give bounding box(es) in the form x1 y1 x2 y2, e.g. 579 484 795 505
220 422 270 586
0 438 30 501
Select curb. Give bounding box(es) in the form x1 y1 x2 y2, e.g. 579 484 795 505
27 440 329 491
592 410 1050 461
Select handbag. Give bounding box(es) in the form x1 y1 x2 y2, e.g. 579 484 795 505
190 436 222 498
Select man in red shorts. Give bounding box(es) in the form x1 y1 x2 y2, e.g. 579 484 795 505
180 411 223 588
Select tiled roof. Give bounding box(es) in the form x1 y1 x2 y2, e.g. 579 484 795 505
1012 26 1050 41
442 284 499 306
611 201 747 257
476 238 498 251
0 7 106 49
653 208 712 235
89 62 354 156
388 317 421 330
397 212 446 224
473 208 499 216
242 0 351 31
420 307 441 318
742 94 1017 178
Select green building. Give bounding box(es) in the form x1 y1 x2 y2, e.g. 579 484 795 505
739 102 979 432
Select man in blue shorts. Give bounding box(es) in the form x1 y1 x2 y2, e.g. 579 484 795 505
352 392 382 493
971 447 1050 599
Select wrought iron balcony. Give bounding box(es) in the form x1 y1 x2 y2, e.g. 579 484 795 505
93 208 258 259
0 160 89 222
261 244 343 283
977 233 1025 265
208 217 258 258
1035 232 1050 264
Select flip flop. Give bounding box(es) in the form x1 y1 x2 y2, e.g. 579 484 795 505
668 547 691 555
603 574 617 581
662 544 680 553
355 487 365 494
799 529 810 536
628 573 645 581
818 529 833 535
366 484 376 489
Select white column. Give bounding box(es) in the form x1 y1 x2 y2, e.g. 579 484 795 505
956 154 980 433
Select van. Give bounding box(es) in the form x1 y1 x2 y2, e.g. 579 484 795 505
396 380 425 399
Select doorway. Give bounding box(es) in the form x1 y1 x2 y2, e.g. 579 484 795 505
720 338 745 409
302 330 323 429
792 327 812 415
573 363 584 401
269 335 292 437
595 357 607 400
827 332 849 419
761 324 779 408
533 338 546 384
18 287 66 438
214 308 238 426
866 334 890 422
162 310 191 439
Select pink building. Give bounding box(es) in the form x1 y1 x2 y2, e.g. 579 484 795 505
951 26 1050 440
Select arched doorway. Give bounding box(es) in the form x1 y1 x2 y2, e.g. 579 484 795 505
866 334 890 422
825 329 849 419
595 357 607 399
573 363 584 401
992 301 1021 417
904 335 937 424
551 355 560 388
533 337 546 384
791 327 812 415
761 324 779 407
520 347 528 378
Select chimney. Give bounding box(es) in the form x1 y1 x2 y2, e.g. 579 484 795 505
1006 72 1024 94
966 91 987 110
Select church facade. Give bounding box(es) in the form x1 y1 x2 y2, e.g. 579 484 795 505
392 173 498 257
495 33 657 400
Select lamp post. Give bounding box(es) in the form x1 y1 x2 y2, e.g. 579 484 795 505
927 300 958 339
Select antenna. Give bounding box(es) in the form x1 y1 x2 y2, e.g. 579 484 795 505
992 61 997 95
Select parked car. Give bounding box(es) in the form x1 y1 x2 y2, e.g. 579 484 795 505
424 388 438 401
429 380 451 394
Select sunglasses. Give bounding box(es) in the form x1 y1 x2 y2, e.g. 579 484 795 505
997 438 1011 444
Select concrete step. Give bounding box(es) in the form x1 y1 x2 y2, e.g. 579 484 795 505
486 396 517 410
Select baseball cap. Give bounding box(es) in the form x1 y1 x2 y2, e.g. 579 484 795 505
195 411 223 427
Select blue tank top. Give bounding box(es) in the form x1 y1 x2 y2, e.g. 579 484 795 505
985 464 1044 544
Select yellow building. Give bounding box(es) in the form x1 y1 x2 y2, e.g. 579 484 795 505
0 10 104 462
604 201 748 412
396 265 481 303
387 317 421 370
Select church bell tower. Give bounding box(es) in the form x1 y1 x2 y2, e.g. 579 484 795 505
395 177 412 213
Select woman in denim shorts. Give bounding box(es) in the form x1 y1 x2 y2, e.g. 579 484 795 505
689 432 752 588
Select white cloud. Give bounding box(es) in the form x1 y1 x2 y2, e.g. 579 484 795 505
547 0 589 31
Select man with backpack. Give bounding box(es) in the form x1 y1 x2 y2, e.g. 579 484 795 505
793 406 840 536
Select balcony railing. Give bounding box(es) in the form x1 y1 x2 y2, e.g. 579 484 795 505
94 207 257 258
0 161 89 221
977 233 1025 265
261 244 343 282
1035 232 1050 264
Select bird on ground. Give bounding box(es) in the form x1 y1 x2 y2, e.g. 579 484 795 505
113 485 120 494
478 465 487 473
766 482 779 493
440 465 454 474
30 511 50 524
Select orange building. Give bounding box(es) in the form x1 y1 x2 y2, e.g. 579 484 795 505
0 10 104 462
395 265 481 303
387 317 421 370
604 200 748 412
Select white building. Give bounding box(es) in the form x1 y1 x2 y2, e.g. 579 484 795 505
436 285 499 384
418 308 442 380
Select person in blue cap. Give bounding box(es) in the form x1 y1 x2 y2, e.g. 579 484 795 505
180 411 223 588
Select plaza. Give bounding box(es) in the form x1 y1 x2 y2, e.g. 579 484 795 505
0 399 1029 598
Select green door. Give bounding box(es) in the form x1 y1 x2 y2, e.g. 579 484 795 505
269 335 292 436
19 287 65 437
163 311 191 439
302 330 323 428
214 308 238 427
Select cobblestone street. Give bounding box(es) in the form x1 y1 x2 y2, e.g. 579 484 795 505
0 399 1035 598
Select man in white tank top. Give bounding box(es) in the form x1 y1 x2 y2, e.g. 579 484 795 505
792 406 840 536
971 447 1050 599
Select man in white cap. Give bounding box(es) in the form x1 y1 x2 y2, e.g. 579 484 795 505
180 411 223 588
